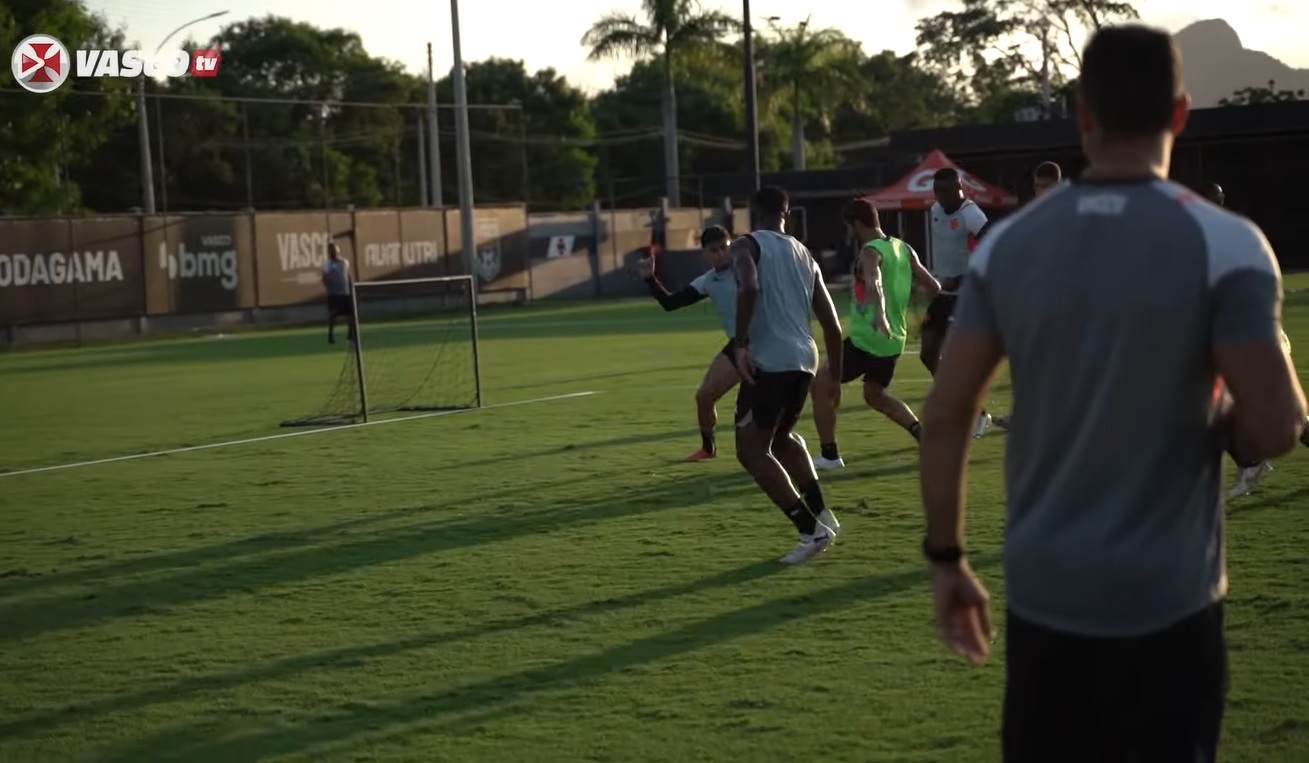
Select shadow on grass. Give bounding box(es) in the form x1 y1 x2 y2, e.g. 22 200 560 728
0 559 784 742
1226 483 1309 517
0 470 762 644
492 363 709 393
94 554 999 762
0 475 579 603
0 448 952 644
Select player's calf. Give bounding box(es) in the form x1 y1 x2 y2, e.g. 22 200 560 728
864 382 923 442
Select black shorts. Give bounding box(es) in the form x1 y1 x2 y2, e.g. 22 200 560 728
841 339 898 387
922 294 957 335
734 370 812 433
328 294 354 316
1004 604 1227 763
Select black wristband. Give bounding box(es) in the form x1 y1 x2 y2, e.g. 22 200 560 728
922 537 964 565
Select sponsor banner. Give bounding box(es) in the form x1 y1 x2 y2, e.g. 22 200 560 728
353 209 447 282
0 217 144 324
546 235 576 259
253 212 355 307
142 215 256 315
444 206 529 293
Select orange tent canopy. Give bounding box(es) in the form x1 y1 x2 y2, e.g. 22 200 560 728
862 149 1019 211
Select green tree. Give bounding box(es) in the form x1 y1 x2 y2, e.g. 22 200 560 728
583 0 737 206
1219 80 1307 107
758 18 863 171
434 59 597 211
191 17 418 209
0 0 134 214
915 0 1136 121
827 51 963 161
591 41 792 207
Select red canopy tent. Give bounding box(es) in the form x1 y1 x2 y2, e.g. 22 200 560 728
862 149 1019 210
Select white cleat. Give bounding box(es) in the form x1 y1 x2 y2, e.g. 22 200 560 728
1228 461 1273 499
780 524 835 565
972 412 993 440
816 508 841 537
812 455 845 471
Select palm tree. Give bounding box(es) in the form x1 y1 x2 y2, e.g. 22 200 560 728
761 18 863 170
583 0 736 206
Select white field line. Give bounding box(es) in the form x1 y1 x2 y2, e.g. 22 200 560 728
0 391 601 480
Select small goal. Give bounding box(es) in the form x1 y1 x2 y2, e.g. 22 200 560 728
282 275 482 427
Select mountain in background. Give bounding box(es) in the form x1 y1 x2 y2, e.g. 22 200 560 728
1174 19 1309 107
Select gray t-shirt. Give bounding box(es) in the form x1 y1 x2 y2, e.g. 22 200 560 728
322 258 351 296
691 267 737 338
747 230 822 375
954 178 1283 638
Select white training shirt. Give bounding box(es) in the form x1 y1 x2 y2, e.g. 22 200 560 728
930 200 988 285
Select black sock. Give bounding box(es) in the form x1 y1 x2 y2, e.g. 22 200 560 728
908 421 922 442
701 430 716 453
782 501 817 535
800 481 826 518
821 442 840 461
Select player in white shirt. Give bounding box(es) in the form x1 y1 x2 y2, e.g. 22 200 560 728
922 167 990 437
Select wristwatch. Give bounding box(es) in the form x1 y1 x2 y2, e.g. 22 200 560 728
922 538 965 565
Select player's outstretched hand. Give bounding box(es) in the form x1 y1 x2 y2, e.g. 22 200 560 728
735 345 756 385
637 255 655 280
931 560 993 665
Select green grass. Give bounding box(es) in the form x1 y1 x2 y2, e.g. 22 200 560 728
1 294 1308 761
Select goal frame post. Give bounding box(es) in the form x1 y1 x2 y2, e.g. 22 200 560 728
280 274 481 428
350 274 483 418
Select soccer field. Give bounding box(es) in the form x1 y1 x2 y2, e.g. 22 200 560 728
2 293 1308 762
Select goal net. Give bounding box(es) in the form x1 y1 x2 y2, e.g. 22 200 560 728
282 276 481 427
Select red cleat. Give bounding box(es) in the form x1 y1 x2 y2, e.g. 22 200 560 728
684 448 717 462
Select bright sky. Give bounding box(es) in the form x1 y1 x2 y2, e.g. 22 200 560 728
87 0 1307 94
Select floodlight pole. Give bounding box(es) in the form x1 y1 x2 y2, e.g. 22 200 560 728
742 0 761 193
137 9 229 215
450 0 477 280
427 42 444 207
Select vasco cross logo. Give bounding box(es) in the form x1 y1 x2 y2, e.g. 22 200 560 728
12 34 70 93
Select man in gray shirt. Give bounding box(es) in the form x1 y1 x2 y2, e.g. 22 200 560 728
321 242 353 344
731 187 844 565
919 25 1306 762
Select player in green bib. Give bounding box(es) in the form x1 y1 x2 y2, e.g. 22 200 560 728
811 199 941 469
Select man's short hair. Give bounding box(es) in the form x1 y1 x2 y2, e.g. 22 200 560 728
1034 161 1062 182
753 186 789 218
700 225 730 248
1080 24 1183 136
327 241 341 257
842 198 880 229
934 168 959 184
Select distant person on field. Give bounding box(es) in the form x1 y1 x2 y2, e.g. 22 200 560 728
994 160 1063 432
920 24 1306 762
322 242 354 345
639 225 742 461
1031 160 1062 196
